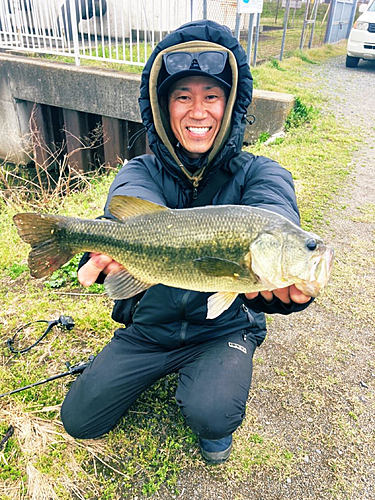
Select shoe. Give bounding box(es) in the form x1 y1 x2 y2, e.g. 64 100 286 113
199 435 233 464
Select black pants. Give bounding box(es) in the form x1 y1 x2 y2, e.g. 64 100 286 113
60 325 257 440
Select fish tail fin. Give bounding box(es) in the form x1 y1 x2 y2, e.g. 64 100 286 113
13 213 75 278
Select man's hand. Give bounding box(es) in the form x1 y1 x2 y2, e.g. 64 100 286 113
245 285 311 305
78 253 123 287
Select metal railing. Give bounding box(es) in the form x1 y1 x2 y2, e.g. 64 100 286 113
0 0 357 68
0 0 194 66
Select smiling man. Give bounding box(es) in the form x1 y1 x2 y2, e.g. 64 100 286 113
167 76 227 157
61 20 312 465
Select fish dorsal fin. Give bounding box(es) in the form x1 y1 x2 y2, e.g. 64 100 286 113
104 268 153 299
108 195 168 221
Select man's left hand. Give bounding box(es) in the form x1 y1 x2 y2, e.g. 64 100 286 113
245 285 311 305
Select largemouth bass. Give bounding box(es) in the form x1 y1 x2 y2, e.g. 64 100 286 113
13 195 334 319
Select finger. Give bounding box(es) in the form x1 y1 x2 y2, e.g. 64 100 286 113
78 254 114 287
244 292 259 300
272 287 291 304
103 261 124 275
90 253 114 269
289 284 312 304
259 290 275 303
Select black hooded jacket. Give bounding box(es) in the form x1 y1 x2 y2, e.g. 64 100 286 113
94 20 312 347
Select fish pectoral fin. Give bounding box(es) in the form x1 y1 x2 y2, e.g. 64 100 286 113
193 257 246 279
108 195 168 221
104 268 153 299
207 292 239 319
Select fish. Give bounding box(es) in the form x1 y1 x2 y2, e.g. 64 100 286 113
13 195 334 319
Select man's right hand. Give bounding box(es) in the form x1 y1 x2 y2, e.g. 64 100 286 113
78 253 123 287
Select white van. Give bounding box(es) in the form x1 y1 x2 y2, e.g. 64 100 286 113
346 0 375 67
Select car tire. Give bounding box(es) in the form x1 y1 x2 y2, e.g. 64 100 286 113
346 55 360 68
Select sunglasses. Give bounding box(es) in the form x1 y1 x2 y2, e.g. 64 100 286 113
163 51 228 76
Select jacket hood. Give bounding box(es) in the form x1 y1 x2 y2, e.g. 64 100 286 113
138 20 253 188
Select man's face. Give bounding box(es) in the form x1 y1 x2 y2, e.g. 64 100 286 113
168 75 227 158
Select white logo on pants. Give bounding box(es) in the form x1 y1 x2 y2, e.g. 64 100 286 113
228 342 247 354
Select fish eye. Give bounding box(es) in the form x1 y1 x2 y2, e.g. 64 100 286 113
306 238 317 251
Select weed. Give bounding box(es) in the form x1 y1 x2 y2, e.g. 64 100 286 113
348 411 358 421
257 132 271 143
273 136 285 145
270 58 286 71
5 262 29 280
0 108 114 211
43 257 82 289
0 422 24 486
294 49 318 64
236 438 295 471
43 254 103 294
248 434 264 444
283 451 294 460
274 367 287 376
285 96 319 130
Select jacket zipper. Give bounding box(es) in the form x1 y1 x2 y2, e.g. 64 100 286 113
179 290 191 346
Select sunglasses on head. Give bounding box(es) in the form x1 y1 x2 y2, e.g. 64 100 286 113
163 50 228 76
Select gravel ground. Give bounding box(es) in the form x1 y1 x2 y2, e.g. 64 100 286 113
152 56 375 500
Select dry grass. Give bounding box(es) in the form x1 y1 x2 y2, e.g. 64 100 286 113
0 404 136 500
0 105 112 211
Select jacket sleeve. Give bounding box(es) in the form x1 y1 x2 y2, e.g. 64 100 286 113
103 156 167 217
241 155 300 225
240 155 312 315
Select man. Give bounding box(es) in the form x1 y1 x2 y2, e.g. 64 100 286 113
61 20 312 464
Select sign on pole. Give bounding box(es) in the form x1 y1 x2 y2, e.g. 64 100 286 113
237 0 264 14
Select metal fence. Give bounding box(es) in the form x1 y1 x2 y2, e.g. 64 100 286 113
0 0 193 66
0 0 359 67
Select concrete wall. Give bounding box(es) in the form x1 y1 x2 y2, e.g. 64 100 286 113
0 53 294 166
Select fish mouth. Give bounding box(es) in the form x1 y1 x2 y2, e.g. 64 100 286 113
295 246 335 297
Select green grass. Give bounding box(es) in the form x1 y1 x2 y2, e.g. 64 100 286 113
0 42 362 499
29 41 150 74
249 41 355 231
